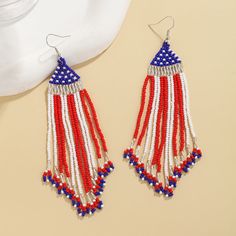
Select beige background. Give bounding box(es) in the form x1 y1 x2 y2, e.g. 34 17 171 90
0 0 235 235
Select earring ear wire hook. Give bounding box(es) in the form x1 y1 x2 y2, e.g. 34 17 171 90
46 34 71 57
148 16 175 42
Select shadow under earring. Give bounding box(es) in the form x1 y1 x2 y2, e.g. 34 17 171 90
123 17 202 198
42 34 114 217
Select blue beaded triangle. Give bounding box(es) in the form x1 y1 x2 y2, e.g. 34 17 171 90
49 57 80 85
150 41 181 67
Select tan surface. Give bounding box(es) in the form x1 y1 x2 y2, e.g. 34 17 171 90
0 0 235 235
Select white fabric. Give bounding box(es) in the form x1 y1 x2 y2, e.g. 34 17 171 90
0 0 130 96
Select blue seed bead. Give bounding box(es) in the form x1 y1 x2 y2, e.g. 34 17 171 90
140 173 144 179
104 172 108 177
86 208 90 214
91 208 96 214
171 182 176 188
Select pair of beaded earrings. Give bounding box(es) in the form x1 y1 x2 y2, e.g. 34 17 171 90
42 16 202 217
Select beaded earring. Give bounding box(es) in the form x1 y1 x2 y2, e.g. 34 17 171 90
123 16 202 198
42 34 114 217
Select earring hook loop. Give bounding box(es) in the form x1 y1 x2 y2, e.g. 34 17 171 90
148 16 175 42
46 34 71 57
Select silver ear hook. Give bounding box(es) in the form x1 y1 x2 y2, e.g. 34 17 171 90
46 34 71 57
148 16 175 42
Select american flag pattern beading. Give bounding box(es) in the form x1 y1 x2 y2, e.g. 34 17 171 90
42 57 114 217
123 41 202 198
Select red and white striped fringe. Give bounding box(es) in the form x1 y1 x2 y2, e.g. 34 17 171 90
124 67 202 197
43 81 114 216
